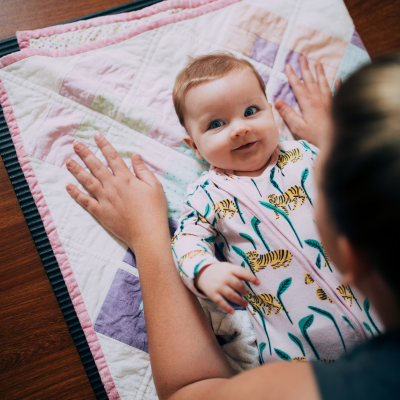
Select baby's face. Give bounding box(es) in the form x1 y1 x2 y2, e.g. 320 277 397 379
183 68 279 174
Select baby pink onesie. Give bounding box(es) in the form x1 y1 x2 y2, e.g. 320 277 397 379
173 140 382 363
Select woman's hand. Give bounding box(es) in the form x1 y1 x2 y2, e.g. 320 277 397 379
65 134 169 251
275 56 341 148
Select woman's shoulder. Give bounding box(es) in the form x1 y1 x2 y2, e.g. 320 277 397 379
312 328 400 400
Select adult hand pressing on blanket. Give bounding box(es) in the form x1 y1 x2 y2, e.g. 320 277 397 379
275 56 341 147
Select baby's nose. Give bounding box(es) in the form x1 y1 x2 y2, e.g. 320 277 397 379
232 120 252 138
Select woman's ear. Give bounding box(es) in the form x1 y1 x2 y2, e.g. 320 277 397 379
183 135 203 160
337 235 371 286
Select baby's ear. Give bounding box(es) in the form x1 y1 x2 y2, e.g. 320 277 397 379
183 135 203 160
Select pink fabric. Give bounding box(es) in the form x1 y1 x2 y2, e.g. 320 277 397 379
61 53 135 100
29 102 99 169
0 79 120 400
1 0 240 69
15 0 241 51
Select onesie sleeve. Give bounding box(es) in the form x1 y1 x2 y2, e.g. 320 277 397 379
172 182 219 297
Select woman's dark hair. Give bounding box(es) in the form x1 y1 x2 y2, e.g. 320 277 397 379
324 51 400 296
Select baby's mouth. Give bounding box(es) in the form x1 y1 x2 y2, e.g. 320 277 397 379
234 141 256 151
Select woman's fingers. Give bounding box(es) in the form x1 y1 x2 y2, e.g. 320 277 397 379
67 159 102 198
299 57 318 93
73 141 112 183
95 134 129 175
334 77 342 94
285 63 307 100
66 183 99 215
315 62 332 98
275 100 306 137
131 154 159 186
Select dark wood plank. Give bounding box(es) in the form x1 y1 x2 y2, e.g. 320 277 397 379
0 158 96 400
0 1 400 399
0 0 134 41
344 0 400 58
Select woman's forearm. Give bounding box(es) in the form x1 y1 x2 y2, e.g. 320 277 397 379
131 224 234 399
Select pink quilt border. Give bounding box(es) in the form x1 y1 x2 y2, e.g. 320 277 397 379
16 0 240 50
0 82 120 399
0 0 239 69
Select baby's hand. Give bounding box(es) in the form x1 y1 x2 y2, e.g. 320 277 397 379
195 263 260 314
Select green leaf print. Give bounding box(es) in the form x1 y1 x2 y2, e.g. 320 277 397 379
364 299 381 335
197 244 208 252
300 141 317 156
251 179 262 197
216 242 227 262
251 217 270 252
276 278 293 324
244 281 272 355
342 316 355 330
274 348 292 361
259 201 303 248
270 167 283 195
180 211 195 232
204 203 211 218
347 285 362 310
304 239 332 272
299 314 320 360
193 260 206 277
288 333 306 357
232 245 253 273
203 235 216 243
301 168 313 206
234 197 245 224
200 185 214 205
308 306 346 352
363 322 375 337
239 233 257 250
316 253 321 269
259 342 267 364
187 185 200 199
218 230 230 251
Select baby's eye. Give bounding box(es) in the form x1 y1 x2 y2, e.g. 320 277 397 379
208 120 224 130
244 106 258 117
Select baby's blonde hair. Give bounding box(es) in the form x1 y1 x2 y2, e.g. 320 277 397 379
173 52 267 128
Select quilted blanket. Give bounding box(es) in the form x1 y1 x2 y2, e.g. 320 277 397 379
0 0 369 398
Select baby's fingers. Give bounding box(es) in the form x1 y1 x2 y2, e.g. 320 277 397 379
223 288 248 309
228 276 248 296
213 294 235 315
233 266 260 286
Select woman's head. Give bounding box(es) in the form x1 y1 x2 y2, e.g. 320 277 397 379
317 52 400 302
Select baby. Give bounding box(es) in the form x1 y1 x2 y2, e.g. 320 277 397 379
171 52 378 364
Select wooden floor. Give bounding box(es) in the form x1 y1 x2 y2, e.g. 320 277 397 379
0 1 399 399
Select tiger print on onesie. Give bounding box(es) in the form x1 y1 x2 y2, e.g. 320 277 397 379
173 140 383 366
